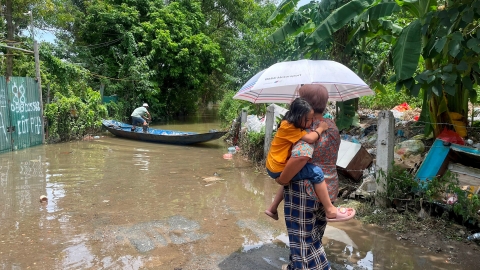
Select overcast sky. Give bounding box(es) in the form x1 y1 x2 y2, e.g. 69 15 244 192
298 0 313 6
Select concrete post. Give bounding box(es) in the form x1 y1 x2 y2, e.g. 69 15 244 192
240 109 248 141
375 110 394 207
100 83 105 103
264 104 275 159
22 10 45 144
241 109 247 126
30 11 44 144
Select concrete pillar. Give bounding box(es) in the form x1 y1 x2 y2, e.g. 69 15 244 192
33 41 45 144
241 109 247 125
375 110 394 207
240 109 247 141
264 104 275 159
100 83 105 103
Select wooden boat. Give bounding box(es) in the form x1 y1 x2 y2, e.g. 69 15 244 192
102 119 227 145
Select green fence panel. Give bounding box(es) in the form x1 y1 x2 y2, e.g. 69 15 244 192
7 77 43 150
0 78 12 153
102 96 118 103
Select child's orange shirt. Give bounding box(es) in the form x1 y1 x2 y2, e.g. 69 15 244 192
266 120 307 173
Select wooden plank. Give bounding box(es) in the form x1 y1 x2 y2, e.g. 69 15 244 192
448 163 480 186
449 163 480 178
336 140 373 181
337 140 361 168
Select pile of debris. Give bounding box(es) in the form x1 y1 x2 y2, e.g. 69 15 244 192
339 104 480 205
230 102 480 204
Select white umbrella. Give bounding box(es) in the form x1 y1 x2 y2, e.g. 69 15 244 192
234 59 374 103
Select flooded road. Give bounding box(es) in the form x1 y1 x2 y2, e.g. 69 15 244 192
0 110 470 269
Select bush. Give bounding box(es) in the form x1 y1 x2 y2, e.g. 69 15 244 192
238 129 266 164
218 90 273 127
376 165 420 202
425 171 480 224
360 83 422 110
376 165 480 225
45 88 107 142
218 90 246 126
105 100 128 122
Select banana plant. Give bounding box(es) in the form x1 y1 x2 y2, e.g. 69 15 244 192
267 0 480 136
392 0 480 136
268 0 400 73
335 99 360 130
267 0 402 130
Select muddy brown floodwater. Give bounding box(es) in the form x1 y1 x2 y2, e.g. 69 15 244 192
0 110 476 269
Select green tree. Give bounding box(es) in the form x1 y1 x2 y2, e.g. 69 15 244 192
1 0 76 77
359 0 480 136
217 1 297 123
267 0 480 137
141 1 224 116
267 0 384 129
72 0 223 119
199 0 255 104
32 43 109 141
227 1 296 90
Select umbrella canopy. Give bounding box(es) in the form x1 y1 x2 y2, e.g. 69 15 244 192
234 59 374 103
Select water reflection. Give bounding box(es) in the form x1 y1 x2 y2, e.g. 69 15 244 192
356 251 373 269
242 239 264 252
0 158 11 223
0 114 475 270
45 182 65 215
155 106 220 127
62 234 95 269
133 148 150 171
325 225 358 249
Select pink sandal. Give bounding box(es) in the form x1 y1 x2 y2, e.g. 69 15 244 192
327 207 355 222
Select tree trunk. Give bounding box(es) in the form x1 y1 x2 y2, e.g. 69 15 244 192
5 0 13 78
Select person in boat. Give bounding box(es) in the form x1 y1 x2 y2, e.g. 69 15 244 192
130 103 151 132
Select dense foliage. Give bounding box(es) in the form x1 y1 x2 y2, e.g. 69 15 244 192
360 83 422 110
3 0 479 141
267 0 480 136
376 166 480 225
73 0 225 119
1 0 290 140
44 88 107 142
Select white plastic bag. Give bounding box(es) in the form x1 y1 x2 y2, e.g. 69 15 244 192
246 115 263 133
390 109 404 119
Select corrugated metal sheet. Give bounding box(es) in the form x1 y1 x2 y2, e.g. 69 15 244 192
5 77 43 151
0 78 12 153
24 77 43 147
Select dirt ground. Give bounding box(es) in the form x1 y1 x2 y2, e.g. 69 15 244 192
397 223 480 266
232 105 480 268
334 107 480 268
335 180 480 268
